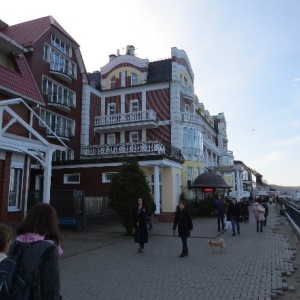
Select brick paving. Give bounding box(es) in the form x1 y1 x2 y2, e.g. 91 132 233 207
59 203 299 300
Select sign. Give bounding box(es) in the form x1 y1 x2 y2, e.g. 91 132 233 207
204 188 213 192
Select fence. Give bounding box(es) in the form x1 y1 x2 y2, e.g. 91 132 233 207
278 198 300 229
28 190 115 230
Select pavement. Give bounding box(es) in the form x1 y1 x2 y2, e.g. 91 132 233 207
59 202 299 300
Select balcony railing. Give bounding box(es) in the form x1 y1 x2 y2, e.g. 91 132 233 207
94 110 157 133
48 94 74 112
79 141 185 163
49 62 73 83
46 125 73 139
181 112 204 129
182 147 204 161
183 88 194 103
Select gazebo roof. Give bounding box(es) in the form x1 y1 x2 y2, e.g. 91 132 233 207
190 171 230 189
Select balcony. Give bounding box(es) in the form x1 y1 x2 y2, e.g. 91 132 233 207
49 62 73 84
183 88 194 103
48 94 74 113
46 125 73 141
182 147 204 161
79 141 185 163
181 112 204 130
94 110 157 133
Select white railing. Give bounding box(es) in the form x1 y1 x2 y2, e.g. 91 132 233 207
181 112 204 128
81 141 165 157
95 110 157 126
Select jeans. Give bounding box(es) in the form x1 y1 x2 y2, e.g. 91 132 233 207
231 216 240 234
181 235 188 254
217 215 225 230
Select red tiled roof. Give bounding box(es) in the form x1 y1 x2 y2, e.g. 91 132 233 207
1 16 79 48
0 52 44 104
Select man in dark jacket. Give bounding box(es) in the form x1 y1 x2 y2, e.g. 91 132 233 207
172 201 193 258
214 195 225 232
227 198 242 236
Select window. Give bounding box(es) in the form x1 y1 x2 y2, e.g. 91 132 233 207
51 34 72 57
42 77 75 108
46 49 77 79
130 100 139 112
107 133 116 144
64 173 80 184
185 104 190 113
107 103 116 115
131 73 138 86
130 131 139 143
187 166 193 185
53 149 74 162
40 109 75 139
102 172 117 183
110 76 116 89
9 168 23 209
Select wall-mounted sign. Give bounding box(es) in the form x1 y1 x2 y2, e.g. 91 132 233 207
204 188 213 192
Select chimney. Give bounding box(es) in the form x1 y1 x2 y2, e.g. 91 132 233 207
109 54 116 61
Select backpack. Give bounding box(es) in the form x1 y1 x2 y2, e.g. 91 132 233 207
0 240 54 300
0 244 31 300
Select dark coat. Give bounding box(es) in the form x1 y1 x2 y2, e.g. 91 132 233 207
133 206 150 244
173 207 193 237
10 240 60 300
227 201 241 219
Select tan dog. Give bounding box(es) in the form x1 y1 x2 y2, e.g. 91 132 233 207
206 239 226 252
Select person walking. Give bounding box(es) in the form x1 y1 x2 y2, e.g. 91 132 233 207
0 223 13 262
173 201 193 258
133 198 151 253
213 195 225 232
10 202 63 299
253 198 265 232
240 198 250 223
147 200 156 231
227 198 242 236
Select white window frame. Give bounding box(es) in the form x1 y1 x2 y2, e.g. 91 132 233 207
64 173 80 184
131 73 138 86
102 172 117 183
107 103 116 115
130 131 139 143
130 100 139 112
8 167 23 211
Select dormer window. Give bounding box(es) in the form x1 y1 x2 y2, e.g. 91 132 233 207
131 73 138 86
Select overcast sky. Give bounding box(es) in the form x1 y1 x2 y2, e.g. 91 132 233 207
2 0 300 186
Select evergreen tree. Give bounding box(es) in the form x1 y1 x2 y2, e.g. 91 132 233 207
108 158 152 235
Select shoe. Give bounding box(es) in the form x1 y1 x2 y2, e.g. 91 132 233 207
232 233 236 236
218 229 220 232
260 230 263 232
149 225 154 231
138 247 144 253
179 253 188 258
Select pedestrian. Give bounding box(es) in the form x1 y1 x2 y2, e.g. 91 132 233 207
240 198 250 223
10 202 63 299
213 195 225 232
0 223 13 262
172 201 193 258
253 198 265 232
147 200 156 231
261 199 269 226
133 197 151 253
227 198 242 236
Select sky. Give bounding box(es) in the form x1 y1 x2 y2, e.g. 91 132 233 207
1 0 300 186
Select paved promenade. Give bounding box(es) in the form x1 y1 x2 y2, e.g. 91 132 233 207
59 203 299 300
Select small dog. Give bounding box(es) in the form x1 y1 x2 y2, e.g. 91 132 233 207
206 239 226 252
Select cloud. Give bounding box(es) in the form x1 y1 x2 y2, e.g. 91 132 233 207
293 78 300 82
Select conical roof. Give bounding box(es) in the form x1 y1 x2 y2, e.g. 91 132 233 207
190 171 230 189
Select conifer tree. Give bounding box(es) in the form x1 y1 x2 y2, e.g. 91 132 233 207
108 158 152 235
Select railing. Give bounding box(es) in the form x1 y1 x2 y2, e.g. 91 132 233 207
279 198 300 229
182 147 204 160
94 109 156 126
181 112 203 129
50 61 75 78
48 94 74 109
79 141 185 163
46 125 73 139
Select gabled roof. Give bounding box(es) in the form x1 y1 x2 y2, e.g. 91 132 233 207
0 16 79 48
0 33 44 104
147 59 172 84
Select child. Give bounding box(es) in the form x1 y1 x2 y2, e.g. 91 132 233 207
0 223 13 262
